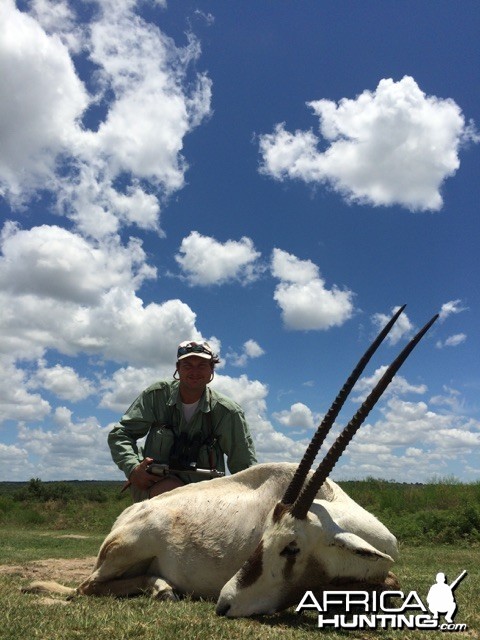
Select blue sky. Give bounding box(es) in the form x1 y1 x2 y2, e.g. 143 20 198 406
0 0 478 482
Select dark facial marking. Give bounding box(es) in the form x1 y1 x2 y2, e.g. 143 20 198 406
280 541 300 558
236 540 264 589
281 541 300 580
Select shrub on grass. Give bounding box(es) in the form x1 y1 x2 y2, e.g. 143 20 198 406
13 478 75 503
15 507 48 526
392 504 480 545
0 496 15 516
83 487 109 503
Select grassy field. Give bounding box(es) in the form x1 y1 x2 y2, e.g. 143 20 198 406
0 479 479 640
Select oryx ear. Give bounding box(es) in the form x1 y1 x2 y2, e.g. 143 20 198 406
331 532 394 563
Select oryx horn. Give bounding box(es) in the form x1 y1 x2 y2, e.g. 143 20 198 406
281 304 406 506
290 312 439 519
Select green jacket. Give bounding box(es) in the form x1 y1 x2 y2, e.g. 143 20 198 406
108 380 257 484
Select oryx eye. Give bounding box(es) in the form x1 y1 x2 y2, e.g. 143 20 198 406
280 541 300 557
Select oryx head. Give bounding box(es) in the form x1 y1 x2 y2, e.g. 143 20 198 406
216 308 438 618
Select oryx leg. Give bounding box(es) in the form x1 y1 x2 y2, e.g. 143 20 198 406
77 534 176 600
78 574 177 600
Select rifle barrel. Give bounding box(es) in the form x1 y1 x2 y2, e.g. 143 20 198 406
450 570 467 590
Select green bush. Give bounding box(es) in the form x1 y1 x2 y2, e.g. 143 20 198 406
339 478 480 546
0 496 15 521
0 479 129 532
13 478 75 502
2 478 480 543
15 507 48 527
381 503 480 545
12 478 111 504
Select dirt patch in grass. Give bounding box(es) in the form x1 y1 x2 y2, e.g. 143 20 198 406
0 556 96 583
52 534 91 540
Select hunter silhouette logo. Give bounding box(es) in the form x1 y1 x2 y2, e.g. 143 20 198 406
296 569 469 632
427 570 467 625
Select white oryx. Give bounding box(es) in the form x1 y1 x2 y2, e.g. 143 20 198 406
23 307 437 618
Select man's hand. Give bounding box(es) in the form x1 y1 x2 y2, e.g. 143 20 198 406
129 457 158 491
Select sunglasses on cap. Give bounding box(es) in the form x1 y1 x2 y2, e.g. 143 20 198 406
178 343 213 357
176 341 220 363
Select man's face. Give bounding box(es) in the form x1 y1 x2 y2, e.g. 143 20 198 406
177 356 212 394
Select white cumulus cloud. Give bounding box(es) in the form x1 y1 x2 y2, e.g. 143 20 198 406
371 306 414 345
211 373 307 463
17 410 114 480
0 223 202 366
227 339 265 367
436 333 467 349
259 76 477 211
0 357 51 424
176 231 261 285
29 360 95 402
0 0 212 237
336 394 480 481
271 248 354 330
439 299 468 322
352 365 427 403
0 0 89 203
99 365 172 413
273 402 316 430
0 222 156 305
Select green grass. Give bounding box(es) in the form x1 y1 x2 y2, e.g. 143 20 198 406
0 479 479 639
1 539 478 640
0 528 102 564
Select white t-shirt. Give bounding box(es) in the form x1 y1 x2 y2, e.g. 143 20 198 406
183 400 199 423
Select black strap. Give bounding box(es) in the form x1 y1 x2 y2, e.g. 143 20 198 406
203 395 218 470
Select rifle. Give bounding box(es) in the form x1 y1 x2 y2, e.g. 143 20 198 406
449 570 467 591
121 461 224 493
146 461 224 479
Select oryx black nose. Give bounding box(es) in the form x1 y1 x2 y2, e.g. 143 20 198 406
215 602 231 617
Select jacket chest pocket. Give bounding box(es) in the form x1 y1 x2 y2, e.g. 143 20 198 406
144 424 175 462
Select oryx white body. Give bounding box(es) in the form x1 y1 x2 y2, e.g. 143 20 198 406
26 462 397 609
24 308 436 617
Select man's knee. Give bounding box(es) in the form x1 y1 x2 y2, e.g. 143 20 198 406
149 476 185 497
